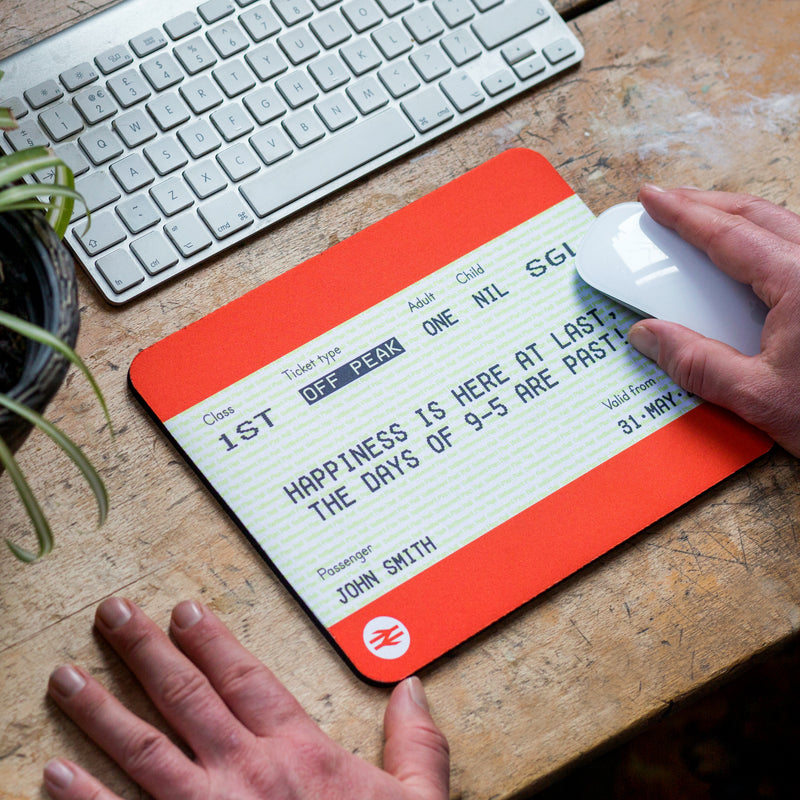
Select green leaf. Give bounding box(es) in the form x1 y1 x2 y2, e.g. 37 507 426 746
0 108 16 130
0 434 54 561
0 146 62 185
0 393 109 527
0 310 112 433
47 160 77 237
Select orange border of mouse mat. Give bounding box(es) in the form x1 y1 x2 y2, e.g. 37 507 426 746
130 149 772 683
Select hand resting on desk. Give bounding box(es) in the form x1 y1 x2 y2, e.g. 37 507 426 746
44 598 449 800
629 186 800 457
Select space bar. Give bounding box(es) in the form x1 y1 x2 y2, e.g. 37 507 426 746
240 110 416 218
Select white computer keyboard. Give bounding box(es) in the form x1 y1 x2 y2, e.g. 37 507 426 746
0 0 583 304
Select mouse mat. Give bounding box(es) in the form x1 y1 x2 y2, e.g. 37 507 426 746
129 149 771 683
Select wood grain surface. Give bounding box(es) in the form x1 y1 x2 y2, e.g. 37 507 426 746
2 1 800 798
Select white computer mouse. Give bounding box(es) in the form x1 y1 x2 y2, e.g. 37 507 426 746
576 202 768 356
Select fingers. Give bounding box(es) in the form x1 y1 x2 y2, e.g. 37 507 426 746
47 665 202 799
170 600 308 735
44 758 124 800
93 597 246 761
628 318 776 420
637 185 798 307
383 678 450 800
644 187 800 245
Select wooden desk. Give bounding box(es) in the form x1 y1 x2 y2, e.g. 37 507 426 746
2 1 800 797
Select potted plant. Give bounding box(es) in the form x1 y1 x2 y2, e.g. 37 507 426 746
0 77 110 562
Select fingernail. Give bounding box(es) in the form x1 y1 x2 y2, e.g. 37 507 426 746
172 600 204 630
641 183 666 193
405 676 429 711
49 665 86 699
629 323 660 361
44 759 75 789
97 597 132 630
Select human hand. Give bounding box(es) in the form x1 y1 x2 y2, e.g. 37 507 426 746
44 597 450 800
628 185 800 457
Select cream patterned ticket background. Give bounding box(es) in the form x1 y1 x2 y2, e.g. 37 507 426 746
167 195 699 627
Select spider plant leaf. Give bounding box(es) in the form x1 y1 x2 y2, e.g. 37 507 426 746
0 394 108 527
0 310 112 432
46 160 77 237
0 146 62 184
0 107 17 130
0 434 54 561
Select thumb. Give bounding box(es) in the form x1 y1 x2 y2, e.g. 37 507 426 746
628 319 764 413
382 677 450 799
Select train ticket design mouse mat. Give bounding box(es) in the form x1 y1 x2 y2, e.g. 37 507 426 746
129 149 771 683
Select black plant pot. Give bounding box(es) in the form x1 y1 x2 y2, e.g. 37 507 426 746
0 210 80 458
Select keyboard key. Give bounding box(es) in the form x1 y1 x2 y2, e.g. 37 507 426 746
73 86 118 124
471 0 549 49
59 63 99 92
310 11 352 48
24 80 63 109
278 28 321 65
410 44 451 81
376 0 413 14
482 69 515 96
198 192 255 238
151 176 195 215
110 153 156 193
440 72 484 112
38 104 84 142
131 230 180 274
272 0 313 26
433 0 474 28
245 43 288 81
95 45 134 75
213 60 257 97
514 54 546 80
75 209 127 255
502 38 535 65
178 119 222 157
113 109 158 148
340 40 382 75
54 142 90 177
544 38 578 64
217 142 261 180
239 5 282 42
130 28 169 57
117 194 161 233
276 71 319 108
207 21 251 57
79 126 124 165
198 0 236 23
184 160 228 198
243 86 286 124
164 212 213 257
180 76 224 113
315 93 358 130
107 70 152 108
174 37 218 74
347 76 389 114
141 53 185 91
0 96 27 119
309 54 350 91
402 7 444 43
378 61 419 98
146 93 191 131
74 171 122 214
144 136 190 175
342 0 384 33
164 11 202 40
371 21 412 59
250 126 293 163
441 29 482 65
401 87 453 132
283 109 326 147
96 249 144 293
211 103 255 140
241 108 414 217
